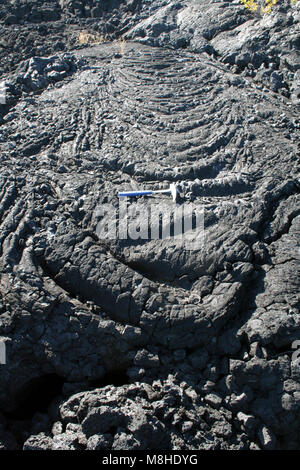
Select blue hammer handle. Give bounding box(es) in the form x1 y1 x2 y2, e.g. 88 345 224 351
118 191 153 197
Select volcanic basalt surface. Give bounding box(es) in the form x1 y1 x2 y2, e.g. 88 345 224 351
0 0 299 451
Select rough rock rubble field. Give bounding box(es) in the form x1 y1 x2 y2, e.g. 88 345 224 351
0 0 299 450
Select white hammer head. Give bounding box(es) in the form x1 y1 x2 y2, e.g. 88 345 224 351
153 183 178 202
169 183 178 202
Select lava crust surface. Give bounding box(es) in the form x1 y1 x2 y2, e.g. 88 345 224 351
0 0 299 451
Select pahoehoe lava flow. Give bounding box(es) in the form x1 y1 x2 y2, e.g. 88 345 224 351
0 0 299 451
